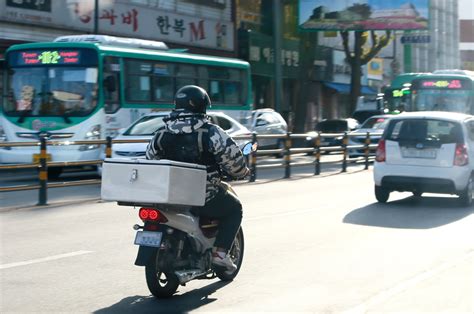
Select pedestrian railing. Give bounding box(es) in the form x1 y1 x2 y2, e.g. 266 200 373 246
0 131 379 205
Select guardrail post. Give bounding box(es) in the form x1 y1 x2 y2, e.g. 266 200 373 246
342 132 348 173
106 136 112 158
37 136 48 206
314 132 321 175
284 132 291 178
249 132 257 182
364 132 370 170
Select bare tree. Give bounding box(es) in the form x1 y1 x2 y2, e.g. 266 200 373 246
341 30 391 113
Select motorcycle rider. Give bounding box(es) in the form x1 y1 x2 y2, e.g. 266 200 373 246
146 85 249 272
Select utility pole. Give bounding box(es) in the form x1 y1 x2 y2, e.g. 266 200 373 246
273 0 282 113
94 0 99 34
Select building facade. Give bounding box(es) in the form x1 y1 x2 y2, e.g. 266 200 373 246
459 0 474 71
0 0 236 58
398 0 460 72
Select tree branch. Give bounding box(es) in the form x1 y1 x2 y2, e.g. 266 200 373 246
361 30 391 65
340 31 354 64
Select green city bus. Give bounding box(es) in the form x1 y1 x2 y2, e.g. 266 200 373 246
0 35 252 170
409 73 474 114
383 73 430 112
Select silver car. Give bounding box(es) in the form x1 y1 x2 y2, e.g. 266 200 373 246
112 112 251 158
241 108 288 149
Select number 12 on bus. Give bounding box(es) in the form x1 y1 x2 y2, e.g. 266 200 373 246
0 35 252 171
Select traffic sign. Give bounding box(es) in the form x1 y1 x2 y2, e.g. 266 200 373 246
401 35 431 44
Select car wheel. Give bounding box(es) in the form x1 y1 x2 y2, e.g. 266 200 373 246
375 185 390 203
458 177 473 207
274 140 285 158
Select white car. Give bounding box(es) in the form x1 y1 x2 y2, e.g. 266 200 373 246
112 112 252 158
241 108 288 149
373 111 474 205
348 114 393 158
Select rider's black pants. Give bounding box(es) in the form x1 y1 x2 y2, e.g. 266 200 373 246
196 183 243 251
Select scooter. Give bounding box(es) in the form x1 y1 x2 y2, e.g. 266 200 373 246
127 142 255 298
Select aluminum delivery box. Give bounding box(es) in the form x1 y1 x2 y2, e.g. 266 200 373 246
101 158 207 206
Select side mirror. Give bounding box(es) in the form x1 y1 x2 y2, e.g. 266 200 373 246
103 75 117 93
241 142 258 155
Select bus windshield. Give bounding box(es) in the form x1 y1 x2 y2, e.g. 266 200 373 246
4 66 98 117
412 89 471 113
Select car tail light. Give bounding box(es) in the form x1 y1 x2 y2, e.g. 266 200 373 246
139 208 168 222
375 139 386 162
454 143 469 166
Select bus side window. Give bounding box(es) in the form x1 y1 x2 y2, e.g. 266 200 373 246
103 57 121 114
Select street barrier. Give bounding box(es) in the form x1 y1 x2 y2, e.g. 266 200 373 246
0 132 379 205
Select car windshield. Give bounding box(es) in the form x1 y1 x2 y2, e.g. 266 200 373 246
4 66 98 116
360 117 389 130
124 115 167 136
316 120 348 132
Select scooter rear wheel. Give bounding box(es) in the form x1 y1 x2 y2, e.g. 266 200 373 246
145 252 179 298
216 227 244 281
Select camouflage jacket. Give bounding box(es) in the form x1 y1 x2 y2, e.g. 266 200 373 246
146 110 248 201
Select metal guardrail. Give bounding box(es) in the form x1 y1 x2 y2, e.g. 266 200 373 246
0 132 379 205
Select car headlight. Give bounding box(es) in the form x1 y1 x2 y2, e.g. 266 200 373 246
79 125 101 151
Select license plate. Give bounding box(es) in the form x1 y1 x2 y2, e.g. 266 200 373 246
402 148 437 159
134 231 162 248
33 153 52 163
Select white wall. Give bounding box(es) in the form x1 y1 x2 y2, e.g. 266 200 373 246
458 0 474 20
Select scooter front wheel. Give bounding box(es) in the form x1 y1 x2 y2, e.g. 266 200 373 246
216 227 244 281
145 251 179 298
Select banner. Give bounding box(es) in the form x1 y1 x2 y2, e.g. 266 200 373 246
299 0 429 31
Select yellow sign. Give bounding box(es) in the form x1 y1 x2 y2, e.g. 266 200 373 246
368 58 383 80
33 153 52 164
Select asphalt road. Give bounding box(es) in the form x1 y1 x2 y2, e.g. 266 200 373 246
1 169 473 313
0 154 366 209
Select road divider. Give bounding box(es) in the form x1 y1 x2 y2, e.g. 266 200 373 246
0 132 379 205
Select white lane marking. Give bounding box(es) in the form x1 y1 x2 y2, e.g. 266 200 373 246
344 250 474 314
0 250 93 270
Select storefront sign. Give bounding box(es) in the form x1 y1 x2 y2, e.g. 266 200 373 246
7 0 51 12
246 32 300 78
0 0 234 51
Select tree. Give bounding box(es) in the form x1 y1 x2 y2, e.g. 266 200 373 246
341 30 391 113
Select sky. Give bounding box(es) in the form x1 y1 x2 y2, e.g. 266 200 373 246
298 0 429 24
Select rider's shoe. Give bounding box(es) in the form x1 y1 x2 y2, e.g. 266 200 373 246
212 252 237 272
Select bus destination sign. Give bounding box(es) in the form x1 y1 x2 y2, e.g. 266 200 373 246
17 50 81 65
420 79 465 89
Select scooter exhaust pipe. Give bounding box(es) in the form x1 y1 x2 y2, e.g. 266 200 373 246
175 269 207 284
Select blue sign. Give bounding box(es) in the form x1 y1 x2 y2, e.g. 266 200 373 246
401 35 431 44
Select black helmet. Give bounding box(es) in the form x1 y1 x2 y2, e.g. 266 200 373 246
174 85 211 114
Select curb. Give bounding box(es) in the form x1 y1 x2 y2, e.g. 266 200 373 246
0 197 104 213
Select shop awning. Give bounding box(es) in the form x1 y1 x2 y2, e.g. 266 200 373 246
324 82 376 95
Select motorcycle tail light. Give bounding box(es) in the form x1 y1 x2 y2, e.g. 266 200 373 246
139 208 168 223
